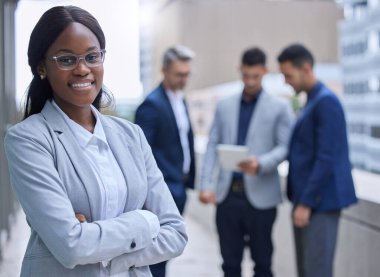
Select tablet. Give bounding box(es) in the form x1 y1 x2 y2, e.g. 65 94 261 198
216 144 249 171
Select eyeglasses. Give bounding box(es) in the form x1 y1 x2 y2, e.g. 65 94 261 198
48 49 106 71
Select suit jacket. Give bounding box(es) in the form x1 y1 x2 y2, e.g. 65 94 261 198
4 101 187 277
200 91 294 209
287 82 357 212
135 84 195 200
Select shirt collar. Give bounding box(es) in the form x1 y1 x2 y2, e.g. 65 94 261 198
241 89 262 105
51 100 108 148
166 89 184 101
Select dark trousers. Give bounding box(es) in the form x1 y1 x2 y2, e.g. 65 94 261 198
293 210 341 277
149 191 187 277
216 186 277 277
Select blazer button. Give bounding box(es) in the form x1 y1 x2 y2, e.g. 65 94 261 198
131 241 136 249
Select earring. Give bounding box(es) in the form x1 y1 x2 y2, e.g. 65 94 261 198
40 74 45 80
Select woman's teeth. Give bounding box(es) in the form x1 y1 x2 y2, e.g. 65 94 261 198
71 82 92 88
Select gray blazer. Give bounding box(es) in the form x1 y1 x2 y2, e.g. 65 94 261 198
4 101 187 277
200 92 294 209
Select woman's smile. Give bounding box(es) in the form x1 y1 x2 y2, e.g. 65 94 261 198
69 79 95 90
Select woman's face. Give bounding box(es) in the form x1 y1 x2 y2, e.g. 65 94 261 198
40 22 104 112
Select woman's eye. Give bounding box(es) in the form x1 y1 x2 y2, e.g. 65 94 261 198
57 56 76 65
86 53 100 63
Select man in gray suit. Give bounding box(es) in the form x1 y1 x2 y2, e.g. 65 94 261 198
199 47 294 277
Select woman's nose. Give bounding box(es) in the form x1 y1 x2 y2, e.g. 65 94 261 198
73 59 91 75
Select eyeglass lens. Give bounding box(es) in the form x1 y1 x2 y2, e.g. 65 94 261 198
55 50 105 69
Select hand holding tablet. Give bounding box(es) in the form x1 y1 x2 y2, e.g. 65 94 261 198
216 144 249 171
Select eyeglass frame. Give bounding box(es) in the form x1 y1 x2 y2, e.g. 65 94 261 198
46 49 106 71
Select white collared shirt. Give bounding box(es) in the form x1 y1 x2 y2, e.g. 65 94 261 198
166 90 191 174
52 101 128 275
52 101 159 275
52 100 127 221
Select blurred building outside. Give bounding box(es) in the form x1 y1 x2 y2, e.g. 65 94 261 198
340 0 380 173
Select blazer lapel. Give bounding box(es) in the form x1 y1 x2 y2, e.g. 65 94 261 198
183 98 194 142
290 91 321 147
228 94 241 144
293 93 318 131
100 116 139 212
245 91 267 145
41 101 102 222
159 87 181 142
183 98 192 127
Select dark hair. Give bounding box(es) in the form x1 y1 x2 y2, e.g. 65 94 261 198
241 47 266 66
277 43 314 68
24 5 111 119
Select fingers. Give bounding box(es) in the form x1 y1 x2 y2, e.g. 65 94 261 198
293 206 311 228
293 215 307 228
75 213 87 223
208 193 216 204
238 158 256 167
238 160 259 175
199 192 210 204
199 191 216 204
238 160 249 167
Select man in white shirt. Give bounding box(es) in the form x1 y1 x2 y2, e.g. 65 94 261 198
135 45 196 277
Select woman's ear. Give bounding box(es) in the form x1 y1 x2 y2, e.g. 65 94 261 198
37 63 47 80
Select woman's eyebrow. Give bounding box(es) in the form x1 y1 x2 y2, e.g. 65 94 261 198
54 46 100 54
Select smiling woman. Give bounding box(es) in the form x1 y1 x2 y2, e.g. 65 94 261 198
4 5 187 277
16 0 141 107
32 21 106 131
24 5 109 120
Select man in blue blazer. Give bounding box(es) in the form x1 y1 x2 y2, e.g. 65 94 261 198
135 45 195 277
278 44 357 277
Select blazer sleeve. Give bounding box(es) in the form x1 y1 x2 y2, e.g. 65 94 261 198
299 96 343 208
199 103 222 192
135 99 158 146
108 127 187 274
257 102 294 175
4 125 158 269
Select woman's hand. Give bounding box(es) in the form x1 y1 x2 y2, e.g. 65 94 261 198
75 213 87 223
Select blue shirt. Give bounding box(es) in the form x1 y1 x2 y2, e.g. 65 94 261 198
233 90 261 181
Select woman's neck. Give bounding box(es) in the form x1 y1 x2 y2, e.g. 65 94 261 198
54 99 96 133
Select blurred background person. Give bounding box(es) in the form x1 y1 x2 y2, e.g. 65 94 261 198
135 45 196 277
199 47 294 277
278 43 357 277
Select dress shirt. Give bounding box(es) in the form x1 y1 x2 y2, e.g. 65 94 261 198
233 90 261 181
52 101 159 275
166 90 191 174
52 100 127 220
